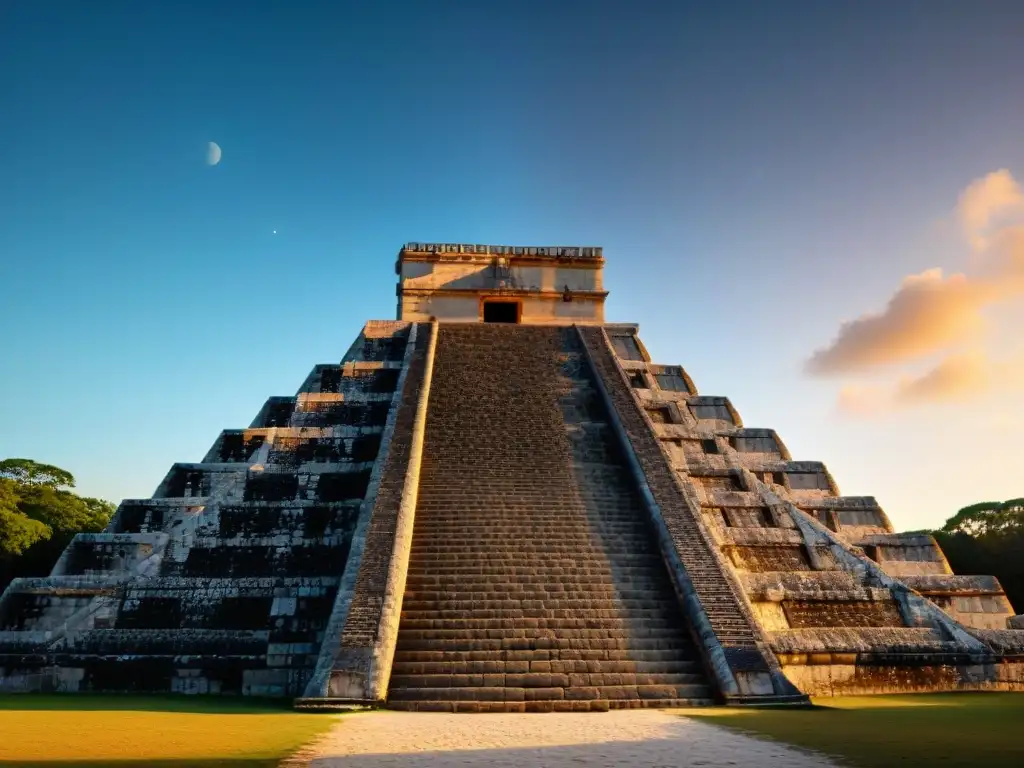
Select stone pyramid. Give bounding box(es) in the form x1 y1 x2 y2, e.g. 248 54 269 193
2 242 1022 711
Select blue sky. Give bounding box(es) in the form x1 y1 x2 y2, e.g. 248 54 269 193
3 2 1024 530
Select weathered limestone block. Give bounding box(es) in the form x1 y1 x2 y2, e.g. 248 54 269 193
687 396 741 427
771 626 956 655
854 533 951 577
751 602 790 631
52 533 168 577
798 496 893 538
726 543 815 572
741 571 885 602
969 629 1024 654
717 528 804 546
728 428 789 461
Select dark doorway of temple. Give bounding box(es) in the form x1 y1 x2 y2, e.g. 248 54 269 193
482 301 519 323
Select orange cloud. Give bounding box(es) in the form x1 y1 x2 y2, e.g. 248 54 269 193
809 171 1024 381
835 351 1024 416
806 269 998 375
979 225 1024 289
835 385 889 418
894 351 990 403
958 169 1024 247
813 169 1024 414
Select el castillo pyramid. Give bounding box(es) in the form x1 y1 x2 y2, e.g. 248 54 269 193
2 243 1022 711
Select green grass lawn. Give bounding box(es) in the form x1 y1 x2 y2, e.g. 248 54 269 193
0 694 340 767
681 693 1024 767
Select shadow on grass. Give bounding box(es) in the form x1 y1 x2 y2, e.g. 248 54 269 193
0 693 304 714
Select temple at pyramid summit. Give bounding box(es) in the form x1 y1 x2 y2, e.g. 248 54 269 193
2 242 1023 710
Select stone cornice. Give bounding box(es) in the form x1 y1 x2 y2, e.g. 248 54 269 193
398 252 605 269
397 286 609 300
401 242 602 258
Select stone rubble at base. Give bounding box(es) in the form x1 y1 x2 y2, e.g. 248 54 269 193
1 243 1022 706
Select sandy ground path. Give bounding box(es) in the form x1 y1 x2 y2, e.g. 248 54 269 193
297 709 836 767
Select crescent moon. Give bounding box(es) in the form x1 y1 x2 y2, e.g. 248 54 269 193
206 141 222 166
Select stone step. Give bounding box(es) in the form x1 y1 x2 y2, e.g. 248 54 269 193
396 637 694 652
412 541 651 551
406 564 668 574
403 577 675 589
408 555 656 564
417 494 639 502
409 520 643 528
386 697 714 713
401 600 684 612
407 557 658 566
397 625 686 640
403 561 651 573
412 516 650 525
413 528 646 536
415 475 636 484
400 598 678 612
416 474 634 483
412 506 648 514
405 575 665 585
412 536 651 545
397 617 686 631
409 543 660 553
402 591 679 603
410 537 657 549
387 683 711 702
417 489 637 495
413 517 646 526
413 499 644 507
390 671 706 689
405 561 655 573
398 616 683 629
392 647 694 663
391 658 702 675
403 580 673 590
404 574 672 585
395 614 684 626
403 589 675 602
404 575 674 588
411 527 649 537
401 593 679 606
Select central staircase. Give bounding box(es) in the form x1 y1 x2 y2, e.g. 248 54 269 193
387 324 713 712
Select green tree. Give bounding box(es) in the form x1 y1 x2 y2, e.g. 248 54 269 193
935 497 1024 614
0 458 76 490
940 498 1024 537
0 481 50 555
0 459 116 588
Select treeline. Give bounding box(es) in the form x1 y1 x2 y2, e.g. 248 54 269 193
0 459 115 592
931 498 1024 615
